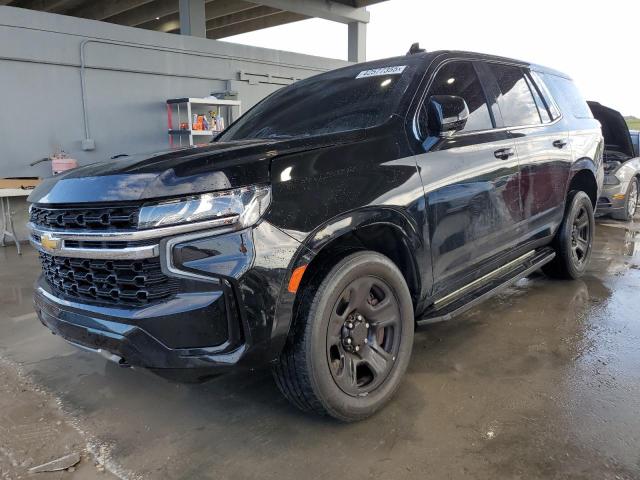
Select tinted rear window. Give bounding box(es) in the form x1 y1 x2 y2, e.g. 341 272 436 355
524 73 551 123
530 71 561 120
488 64 541 127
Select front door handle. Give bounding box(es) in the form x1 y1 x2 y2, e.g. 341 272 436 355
494 147 515 160
553 139 568 149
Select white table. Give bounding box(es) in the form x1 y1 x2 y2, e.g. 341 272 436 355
0 188 32 255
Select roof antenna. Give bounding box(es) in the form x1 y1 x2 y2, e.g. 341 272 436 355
407 42 426 55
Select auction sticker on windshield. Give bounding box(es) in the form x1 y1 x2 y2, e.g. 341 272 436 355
356 66 407 79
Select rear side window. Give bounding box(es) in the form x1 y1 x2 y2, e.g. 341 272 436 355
530 71 561 120
488 64 541 127
524 73 551 123
541 73 593 119
425 61 494 133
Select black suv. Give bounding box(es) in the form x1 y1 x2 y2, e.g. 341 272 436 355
28 50 603 421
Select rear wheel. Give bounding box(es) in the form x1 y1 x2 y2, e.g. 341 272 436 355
611 177 639 221
273 251 414 422
543 190 595 279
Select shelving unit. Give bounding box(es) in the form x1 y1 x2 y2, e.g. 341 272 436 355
166 97 242 147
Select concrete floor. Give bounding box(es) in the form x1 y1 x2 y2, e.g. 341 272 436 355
1 217 639 480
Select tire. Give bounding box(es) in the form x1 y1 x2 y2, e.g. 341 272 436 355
543 190 595 279
611 177 639 221
273 251 414 422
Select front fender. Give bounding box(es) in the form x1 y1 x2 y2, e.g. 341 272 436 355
302 206 422 254
614 158 640 184
268 206 427 362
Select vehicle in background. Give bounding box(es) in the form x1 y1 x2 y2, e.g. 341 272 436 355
28 50 603 421
590 102 640 220
630 130 639 156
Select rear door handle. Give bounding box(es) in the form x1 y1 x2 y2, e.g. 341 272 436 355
553 139 568 149
494 147 515 160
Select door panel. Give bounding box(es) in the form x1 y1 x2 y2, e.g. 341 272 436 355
417 131 521 295
485 63 572 243
512 125 572 240
412 59 522 295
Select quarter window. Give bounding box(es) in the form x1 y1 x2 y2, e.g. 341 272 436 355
425 61 494 134
489 64 542 127
541 73 593 119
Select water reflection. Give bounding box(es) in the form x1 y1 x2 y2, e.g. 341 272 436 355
591 216 640 274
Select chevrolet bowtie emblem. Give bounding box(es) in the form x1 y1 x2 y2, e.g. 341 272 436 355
40 233 61 253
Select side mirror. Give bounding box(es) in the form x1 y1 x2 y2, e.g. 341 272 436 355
427 95 470 136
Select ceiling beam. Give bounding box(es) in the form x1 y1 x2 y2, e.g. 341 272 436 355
206 5 280 30
208 10 306 38
104 0 179 27
332 0 387 6
155 17 180 32
252 0 368 24
137 0 257 31
68 0 156 21
8 0 79 12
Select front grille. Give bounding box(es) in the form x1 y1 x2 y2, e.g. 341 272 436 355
31 205 139 231
38 252 178 307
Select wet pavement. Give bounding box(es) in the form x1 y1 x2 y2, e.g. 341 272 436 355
1 216 639 480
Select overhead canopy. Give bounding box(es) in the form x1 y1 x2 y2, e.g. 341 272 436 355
1 0 387 40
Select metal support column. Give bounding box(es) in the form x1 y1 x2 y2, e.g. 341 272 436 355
348 21 367 63
179 0 206 37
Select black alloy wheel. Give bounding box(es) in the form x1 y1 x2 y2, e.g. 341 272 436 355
326 275 402 397
543 190 595 279
273 251 414 422
570 203 591 267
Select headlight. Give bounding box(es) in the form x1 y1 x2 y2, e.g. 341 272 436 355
604 175 621 186
138 185 271 229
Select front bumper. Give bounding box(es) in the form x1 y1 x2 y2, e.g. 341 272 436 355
597 182 628 216
34 279 246 372
32 222 303 378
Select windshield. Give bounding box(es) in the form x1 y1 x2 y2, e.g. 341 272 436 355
218 59 417 141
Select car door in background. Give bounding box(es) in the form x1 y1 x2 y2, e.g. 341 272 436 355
413 60 521 297
485 63 572 242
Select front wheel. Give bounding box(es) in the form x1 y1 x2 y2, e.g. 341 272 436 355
543 190 595 279
273 251 414 422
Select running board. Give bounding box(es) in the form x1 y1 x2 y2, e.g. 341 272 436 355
416 248 556 327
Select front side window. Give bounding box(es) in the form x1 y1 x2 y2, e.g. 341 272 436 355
425 61 494 134
489 64 542 127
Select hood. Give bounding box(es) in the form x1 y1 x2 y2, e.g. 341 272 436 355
28 132 363 204
587 101 635 160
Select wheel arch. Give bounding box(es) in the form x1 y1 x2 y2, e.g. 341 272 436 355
567 161 598 208
269 207 426 359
